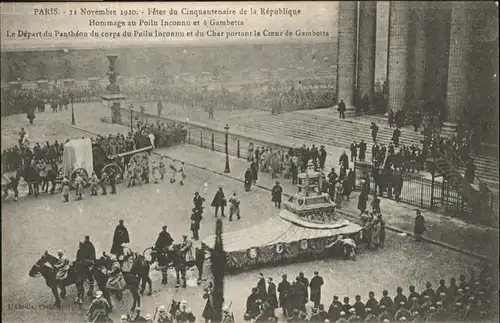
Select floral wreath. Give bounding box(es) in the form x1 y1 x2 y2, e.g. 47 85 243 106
275 243 284 254
297 198 304 206
299 239 308 250
248 247 259 259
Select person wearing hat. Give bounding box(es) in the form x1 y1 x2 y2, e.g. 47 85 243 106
420 282 435 304
228 193 241 221
379 290 393 314
222 304 235 323
157 305 173 322
310 271 324 308
191 208 203 240
86 290 111 323
244 166 253 191
180 235 194 266
155 225 174 255
352 295 366 320
413 209 425 241
271 181 283 208
193 191 206 214
211 186 226 218
393 287 407 311
175 300 196 323
53 250 70 284
111 219 130 255
327 295 342 322
61 175 71 202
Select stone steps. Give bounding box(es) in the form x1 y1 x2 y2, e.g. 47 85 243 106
240 112 499 186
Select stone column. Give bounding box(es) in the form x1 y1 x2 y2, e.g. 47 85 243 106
444 2 472 134
357 1 377 102
387 2 411 112
409 3 427 101
336 1 358 109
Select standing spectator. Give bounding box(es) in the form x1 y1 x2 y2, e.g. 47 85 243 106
319 145 327 170
414 210 426 242
278 275 291 317
393 166 403 202
157 101 163 117
257 273 267 301
250 158 258 184
358 190 368 214
339 151 349 171
247 143 254 162
310 271 324 308
271 181 283 208
388 110 394 128
392 127 401 146
228 193 240 221
370 123 379 142
378 214 386 249
202 284 215 323
358 140 367 162
244 166 253 191
267 277 278 310
465 159 475 184
211 187 226 217
190 209 202 240
338 99 346 119
350 141 358 162
335 180 343 208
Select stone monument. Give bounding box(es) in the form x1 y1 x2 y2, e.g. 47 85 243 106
101 54 127 124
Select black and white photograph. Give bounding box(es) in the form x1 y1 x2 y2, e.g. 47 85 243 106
1 2 498 323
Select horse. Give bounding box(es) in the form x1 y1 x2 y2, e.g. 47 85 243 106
22 164 41 196
28 251 90 308
89 257 141 312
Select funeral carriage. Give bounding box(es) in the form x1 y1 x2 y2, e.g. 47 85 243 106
55 138 153 187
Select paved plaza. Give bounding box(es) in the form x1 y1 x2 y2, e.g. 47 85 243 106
2 110 494 323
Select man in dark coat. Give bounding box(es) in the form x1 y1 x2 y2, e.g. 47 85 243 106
339 151 349 171
358 140 367 162
190 209 202 240
257 273 267 301
353 295 366 320
328 296 343 322
202 283 215 322
267 277 278 310
379 290 394 313
365 291 379 315
294 276 307 313
465 159 475 184
310 271 324 308
244 166 253 191
388 110 394 128
193 192 205 214
357 191 368 214
77 235 96 261
298 272 309 304
271 181 283 208
155 225 174 251
254 148 260 168
278 274 291 316
393 166 403 202
338 99 346 119
250 158 259 183
111 219 130 255
393 287 408 312
392 127 401 146
319 145 327 170
350 142 358 162
370 123 379 142
211 187 226 217
246 288 260 319
414 210 425 241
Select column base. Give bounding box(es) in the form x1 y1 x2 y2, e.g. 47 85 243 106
441 121 457 138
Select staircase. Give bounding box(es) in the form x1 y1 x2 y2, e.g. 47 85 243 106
239 111 499 190
431 146 495 217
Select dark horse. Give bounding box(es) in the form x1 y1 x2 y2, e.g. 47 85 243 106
159 244 205 288
89 257 141 312
28 251 90 308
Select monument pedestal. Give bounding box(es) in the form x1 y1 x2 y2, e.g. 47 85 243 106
101 94 127 124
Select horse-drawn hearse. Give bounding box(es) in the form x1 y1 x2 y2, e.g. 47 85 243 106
53 138 153 187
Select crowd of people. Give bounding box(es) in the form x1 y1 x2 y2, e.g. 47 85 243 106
242 266 496 322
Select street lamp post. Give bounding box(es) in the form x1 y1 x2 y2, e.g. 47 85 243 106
70 93 75 125
129 104 133 132
224 124 230 173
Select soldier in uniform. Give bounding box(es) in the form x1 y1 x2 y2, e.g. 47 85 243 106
90 172 99 196
190 208 202 240
53 250 70 290
74 173 84 200
86 291 111 323
61 176 70 202
228 193 241 221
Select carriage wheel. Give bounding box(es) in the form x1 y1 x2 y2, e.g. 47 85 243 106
102 163 122 182
71 168 89 187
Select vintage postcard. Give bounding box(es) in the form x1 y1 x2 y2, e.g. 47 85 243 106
1 2 498 323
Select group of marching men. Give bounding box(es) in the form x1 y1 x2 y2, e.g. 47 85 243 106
49 219 199 322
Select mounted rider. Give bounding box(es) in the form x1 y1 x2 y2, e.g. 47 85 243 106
53 250 70 283
180 235 194 263
118 242 135 273
155 226 174 255
86 290 111 323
